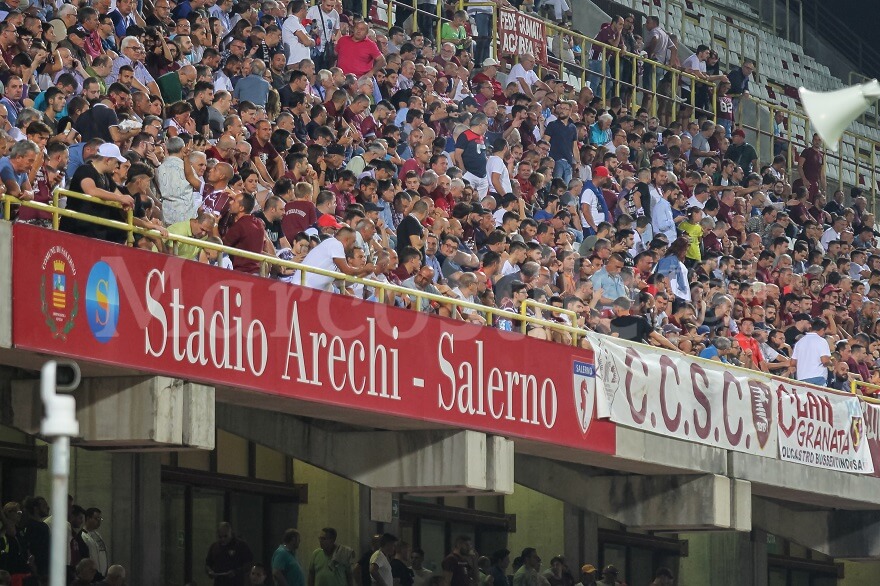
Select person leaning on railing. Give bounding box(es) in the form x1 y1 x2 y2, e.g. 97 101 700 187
58 143 134 244
0 140 38 207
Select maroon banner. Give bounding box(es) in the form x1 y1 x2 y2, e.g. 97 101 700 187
12 224 614 454
498 7 548 66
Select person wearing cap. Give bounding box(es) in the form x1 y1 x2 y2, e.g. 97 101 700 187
59 141 135 243
792 317 832 386
725 129 757 174
579 166 612 236
598 565 622 586
574 565 596 586
782 311 810 347
472 58 504 104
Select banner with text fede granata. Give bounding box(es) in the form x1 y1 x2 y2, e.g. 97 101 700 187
498 7 549 66
589 333 874 474
11 224 614 454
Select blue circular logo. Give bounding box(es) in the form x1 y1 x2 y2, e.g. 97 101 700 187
85 261 120 344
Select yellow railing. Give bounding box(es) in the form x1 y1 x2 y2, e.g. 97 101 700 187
520 298 579 344
11 191 880 410
737 95 880 213
710 16 760 74
373 0 447 44
848 71 878 127
458 1 717 119
852 380 880 401
2 192 585 345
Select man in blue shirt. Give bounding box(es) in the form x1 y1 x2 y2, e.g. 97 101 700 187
543 101 578 184
233 60 271 107
590 253 628 306
699 336 732 362
272 529 305 586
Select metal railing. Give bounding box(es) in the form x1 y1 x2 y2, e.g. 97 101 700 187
496 11 719 120
2 191 586 345
372 0 447 43
736 95 879 213
11 190 880 412
710 16 760 74
848 71 879 128
520 298 579 344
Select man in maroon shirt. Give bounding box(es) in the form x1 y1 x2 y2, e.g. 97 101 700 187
795 133 826 200
470 58 505 104
441 536 477 586
342 94 375 139
398 143 430 179
222 192 269 274
249 119 284 182
329 170 358 217
201 163 236 236
282 182 318 242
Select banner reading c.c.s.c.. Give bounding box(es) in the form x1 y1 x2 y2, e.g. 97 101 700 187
589 332 874 474
11 224 614 455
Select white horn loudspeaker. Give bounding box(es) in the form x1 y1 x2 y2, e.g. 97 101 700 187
799 79 880 152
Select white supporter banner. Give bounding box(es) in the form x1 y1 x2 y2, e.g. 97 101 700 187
588 332 777 457
587 333 875 474
777 381 872 473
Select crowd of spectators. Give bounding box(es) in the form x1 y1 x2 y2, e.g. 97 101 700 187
0 495 124 586
0 0 872 392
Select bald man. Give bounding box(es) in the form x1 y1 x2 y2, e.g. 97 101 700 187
157 64 197 103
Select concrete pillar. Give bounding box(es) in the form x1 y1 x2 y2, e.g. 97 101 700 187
754 497 880 558
514 455 750 531
216 404 513 495
11 376 215 450
110 453 162 585
677 531 766 586
562 505 598 569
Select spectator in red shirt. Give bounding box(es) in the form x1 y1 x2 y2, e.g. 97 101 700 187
222 192 270 274
734 317 768 371
335 21 386 78
329 170 358 217
471 58 505 104
282 181 317 242
399 143 430 179
794 133 826 200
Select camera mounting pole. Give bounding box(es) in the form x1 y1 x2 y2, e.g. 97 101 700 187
40 361 80 586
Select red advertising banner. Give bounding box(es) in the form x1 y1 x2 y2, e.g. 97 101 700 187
498 7 548 66
11 224 614 454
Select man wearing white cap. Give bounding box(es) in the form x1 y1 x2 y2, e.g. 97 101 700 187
59 142 134 243
471 58 504 103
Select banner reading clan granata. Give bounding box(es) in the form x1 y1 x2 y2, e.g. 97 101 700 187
589 333 874 473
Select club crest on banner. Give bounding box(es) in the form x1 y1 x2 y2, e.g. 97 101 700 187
573 361 595 434
39 246 79 340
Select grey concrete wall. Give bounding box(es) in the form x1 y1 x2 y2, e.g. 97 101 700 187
0 221 10 349
216 403 514 495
